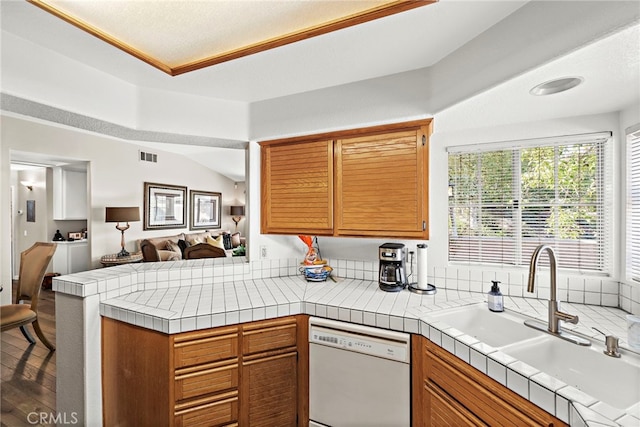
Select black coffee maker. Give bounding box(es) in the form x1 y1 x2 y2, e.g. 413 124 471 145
378 243 407 292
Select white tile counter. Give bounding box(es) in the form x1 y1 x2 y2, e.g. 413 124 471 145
53 257 638 427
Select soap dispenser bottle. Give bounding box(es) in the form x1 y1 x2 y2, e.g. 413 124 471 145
488 280 504 312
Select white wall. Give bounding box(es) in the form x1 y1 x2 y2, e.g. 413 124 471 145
1 125 9 305
230 181 247 237
137 87 249 141
12 168 49 256
1 31 249 141
1 31 138 128
1 115 240 271
9 168 51 279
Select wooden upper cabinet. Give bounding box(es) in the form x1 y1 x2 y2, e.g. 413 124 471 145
335 125 429 238
261 139 334 235
260 119 431 238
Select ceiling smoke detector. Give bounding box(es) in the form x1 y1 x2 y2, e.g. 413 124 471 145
530 77 584 96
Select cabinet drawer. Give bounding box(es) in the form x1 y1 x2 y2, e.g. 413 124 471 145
175 362 239 401
174 392 238 427
174 328 238 368
242 318 297 356
425 381 487 426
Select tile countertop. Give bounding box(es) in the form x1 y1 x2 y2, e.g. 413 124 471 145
54 259 638 427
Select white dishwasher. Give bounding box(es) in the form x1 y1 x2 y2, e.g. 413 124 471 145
308 317 411 427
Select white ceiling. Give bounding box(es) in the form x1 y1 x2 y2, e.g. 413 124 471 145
2 1 639 182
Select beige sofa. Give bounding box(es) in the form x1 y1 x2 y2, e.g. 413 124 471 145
137 230 245 262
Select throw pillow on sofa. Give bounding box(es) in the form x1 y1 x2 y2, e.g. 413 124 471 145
206 235 226 251
188 235 204 245
165 241 182 257
222 233 232 250
177 239 191 258
231 232 241 248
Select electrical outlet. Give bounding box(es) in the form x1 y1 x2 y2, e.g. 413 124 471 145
260 246 268 259
23 230 27 236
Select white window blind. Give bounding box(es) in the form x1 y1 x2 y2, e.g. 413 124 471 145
627 126 640 281
448 133 611 272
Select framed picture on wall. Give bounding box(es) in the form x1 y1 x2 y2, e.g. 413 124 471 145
190 190 221 230
143 182 187 230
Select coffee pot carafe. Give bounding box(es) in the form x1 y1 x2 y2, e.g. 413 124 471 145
378 243 407 292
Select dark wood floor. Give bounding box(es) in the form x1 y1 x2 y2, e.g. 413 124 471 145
1 284 56 427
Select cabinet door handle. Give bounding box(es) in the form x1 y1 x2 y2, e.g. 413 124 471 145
243 350 297 365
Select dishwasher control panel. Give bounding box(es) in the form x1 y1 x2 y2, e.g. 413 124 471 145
309 324 409 363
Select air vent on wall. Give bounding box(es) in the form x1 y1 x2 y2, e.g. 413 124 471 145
139 151 157 163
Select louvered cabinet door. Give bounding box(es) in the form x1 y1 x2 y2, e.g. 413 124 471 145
241 351 298 427
424 382 487 427
335 125 430 238
422 339 568 427
261 140 334 235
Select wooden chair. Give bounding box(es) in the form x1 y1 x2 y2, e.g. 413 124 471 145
1 242 57 351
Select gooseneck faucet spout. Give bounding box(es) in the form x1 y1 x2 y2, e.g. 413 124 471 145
526 245 590 346
527 245 557 303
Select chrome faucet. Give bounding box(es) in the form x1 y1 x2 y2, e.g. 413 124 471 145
525 244 591 346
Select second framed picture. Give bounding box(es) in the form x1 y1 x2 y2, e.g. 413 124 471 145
190 190 221 230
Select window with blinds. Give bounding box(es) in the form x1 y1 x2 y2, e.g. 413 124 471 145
627 127 640 282
448 133 610 272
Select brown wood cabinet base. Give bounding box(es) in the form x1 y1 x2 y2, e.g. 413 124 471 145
104 317 566 427
102 315 308 427
412 335 568 427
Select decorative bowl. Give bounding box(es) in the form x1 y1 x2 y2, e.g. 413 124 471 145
300 264 331 281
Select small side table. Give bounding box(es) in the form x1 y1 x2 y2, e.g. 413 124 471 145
100 252 143 267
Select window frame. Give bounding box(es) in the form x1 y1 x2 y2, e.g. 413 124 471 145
447 132 612 274
626 126 640 282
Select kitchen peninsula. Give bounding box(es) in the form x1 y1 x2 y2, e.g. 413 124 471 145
53 257 637 426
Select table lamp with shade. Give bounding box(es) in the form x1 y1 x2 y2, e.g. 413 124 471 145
105 207 140 257
230 205 245 231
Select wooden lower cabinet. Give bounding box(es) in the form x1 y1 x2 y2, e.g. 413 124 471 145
241 351 298 426
411 335 567 427
239 316 306 426
102 315 308 427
